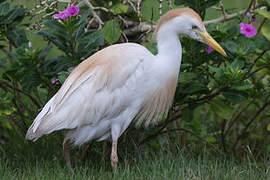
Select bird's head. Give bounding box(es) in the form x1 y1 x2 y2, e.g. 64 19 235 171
155 8 226 56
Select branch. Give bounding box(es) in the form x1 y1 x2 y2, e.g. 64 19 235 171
232 97 270 151
242 50 268 80
0 81 41 109
245 62 270 80
257 18 267 34
241 0 256 21
78 0 104 29
221 119 228 153
182 85 229 105
224 101 253 136
124 6 266 36
159 0 163 16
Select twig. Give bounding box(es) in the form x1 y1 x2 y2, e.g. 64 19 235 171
243 50 268 80
159 0 163 16
124 6 266 36
203 6 265 25
224 102 252 136
78 0 104 29
221 119 228 153
241 0 256 21
232 97 270 151
168 0 173 10
0 81 41 109
257 18 267 34
182 85 229 105
137 0 142 22
245 62 270 80
219 0 227 19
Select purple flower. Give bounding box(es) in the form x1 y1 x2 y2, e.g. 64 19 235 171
52 10 69 20
251 17 258 23
205 45 214 53
239 23 257 38
66 6 79 16
246 12 258 23
69 69 74 73
246 12 252 19
51 78 59 84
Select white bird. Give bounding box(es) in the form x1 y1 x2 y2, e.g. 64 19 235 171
26 8 226 170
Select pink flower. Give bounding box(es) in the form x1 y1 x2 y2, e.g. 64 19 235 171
205 45 214 53
66 6 79 16
52 10 69 20
51 78 59 84
239 23 257 38
69 69 74 73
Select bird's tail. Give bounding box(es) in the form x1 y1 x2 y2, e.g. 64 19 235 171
25 95 56 141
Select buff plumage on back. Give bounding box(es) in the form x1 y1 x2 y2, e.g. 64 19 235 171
26 44 147 140
26 42 177 141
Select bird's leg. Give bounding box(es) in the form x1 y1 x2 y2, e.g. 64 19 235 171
63 139 71 167
82 142 93 164
111 140 118 171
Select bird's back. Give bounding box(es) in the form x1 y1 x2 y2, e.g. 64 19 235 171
26 43 158 141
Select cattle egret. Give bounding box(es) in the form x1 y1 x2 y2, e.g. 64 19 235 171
26 8 226 170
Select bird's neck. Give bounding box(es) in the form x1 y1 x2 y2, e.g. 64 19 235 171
156 28 182 67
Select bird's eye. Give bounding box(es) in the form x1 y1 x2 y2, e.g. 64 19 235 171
192 25 199 30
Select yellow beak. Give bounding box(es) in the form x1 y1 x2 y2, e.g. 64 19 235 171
198 31 227 57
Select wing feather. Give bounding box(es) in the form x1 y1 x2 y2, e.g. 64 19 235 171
26 43 151 140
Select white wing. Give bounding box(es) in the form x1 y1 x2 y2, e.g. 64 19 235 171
26 43 155 140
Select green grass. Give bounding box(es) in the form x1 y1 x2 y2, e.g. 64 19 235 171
1 148 269 180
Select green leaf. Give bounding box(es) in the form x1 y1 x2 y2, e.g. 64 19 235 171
102 20 121 44
3 7 25 25
178 72 197 84
37 30 69 52
6 29 28 47
7 52 18 62
75 10 89 26
38 45 52 60
74 23 85 41
223 41 238 54
77 30 104 59
142 42 158 55
209 99 233 119
0 1 9 16
182 82 208 94
43 20 66 31
141 0 159 21
58 71 69 84
230 59 244 70
206 136 216 143
261 25 270 41
231 81 253 91
85 31 104 47
238 38 256 54
110 3 129 14
256 9 270 19
222 90 248 103
267 124 270 131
